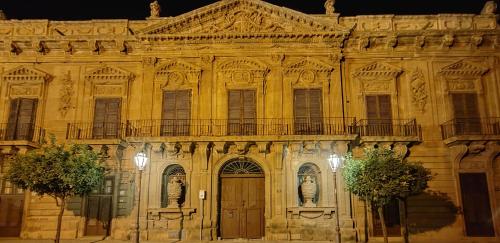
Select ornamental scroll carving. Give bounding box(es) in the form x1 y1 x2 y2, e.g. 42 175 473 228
438 60 488 94
59 71 74 118
217 58 269 88
1 66 51 99
409 68 428 113
284 58 333 88
353 62 402 94
155 60 201 89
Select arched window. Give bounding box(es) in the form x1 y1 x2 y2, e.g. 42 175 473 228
161 165 186 208
297 163 320 206
220 160 263 175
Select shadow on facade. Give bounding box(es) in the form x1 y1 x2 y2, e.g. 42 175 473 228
407 190 459 234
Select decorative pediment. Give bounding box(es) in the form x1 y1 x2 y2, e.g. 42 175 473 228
155 60 201 88
438 60 489 78
1 66 51 83
284 59 334 87
138 0 349 39
285 59 334 74
217 58 269 87
353 62 403 79
84 66 135 82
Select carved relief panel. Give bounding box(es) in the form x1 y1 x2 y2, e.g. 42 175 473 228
284 58 333 89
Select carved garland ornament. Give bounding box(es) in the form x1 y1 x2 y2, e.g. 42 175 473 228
217 58 269 88
409 68 428 113
59 71 75 118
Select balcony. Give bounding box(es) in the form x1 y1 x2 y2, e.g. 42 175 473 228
66 122 128 140
113 117 356 138
0 123 46 145
441 117 500 140
355 119 421 139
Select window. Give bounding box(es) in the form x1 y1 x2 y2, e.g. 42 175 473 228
228 90 256 135
451 93 481 135
162 90 191 136
365 95 393 136
6 98 38 140
161 165 186 208
294 89 323 135
93 98 121 139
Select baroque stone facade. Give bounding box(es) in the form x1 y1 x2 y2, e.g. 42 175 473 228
0 0 499 242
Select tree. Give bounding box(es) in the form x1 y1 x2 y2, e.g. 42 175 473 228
342 148 431 243
6 136 104 243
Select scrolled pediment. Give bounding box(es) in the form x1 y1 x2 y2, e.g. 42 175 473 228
217 58 269 87
155 60 201 88
85 66 135 82
1 66 51 83
353 62 403 79
438 60 489 78
138 0 349 40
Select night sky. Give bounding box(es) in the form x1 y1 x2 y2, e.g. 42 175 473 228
0 0 494 21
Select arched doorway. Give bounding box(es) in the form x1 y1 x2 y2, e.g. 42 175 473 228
218 159 265 239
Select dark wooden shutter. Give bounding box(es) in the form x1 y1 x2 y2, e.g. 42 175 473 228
293 89 323 135
460 173 495 236
365 95 392 136
228 90 256 135
161 90 191 136
6 98 37 140
452 93 480 135
93 98 121 139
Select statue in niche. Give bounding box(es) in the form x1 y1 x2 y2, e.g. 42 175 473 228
324 0 336 15
150 0 161 18
481 1 497 15
300 176 318 207
0 10 6 20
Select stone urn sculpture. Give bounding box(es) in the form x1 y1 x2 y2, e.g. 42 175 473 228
167 177 182 208
301 176 317 207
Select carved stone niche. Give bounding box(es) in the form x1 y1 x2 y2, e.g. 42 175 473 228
1 66 52 99
217 58 269 89
438 60 489 95
85 66 135 97
155 59 201 90
284 58 334 88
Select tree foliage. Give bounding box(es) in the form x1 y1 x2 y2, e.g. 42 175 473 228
6 136 104 243
342 148 432 243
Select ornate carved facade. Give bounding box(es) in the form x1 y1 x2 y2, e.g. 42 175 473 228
0 0 499 242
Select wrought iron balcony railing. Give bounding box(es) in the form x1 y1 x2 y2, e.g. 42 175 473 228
66 122 128 140
440 117 500 140
355 119 421 137
0 123 46 144
124 117 356 137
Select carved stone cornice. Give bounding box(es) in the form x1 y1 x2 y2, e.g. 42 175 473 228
438 59 489 78
353 62 402 80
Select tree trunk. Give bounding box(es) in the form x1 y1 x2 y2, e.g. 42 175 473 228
377 206 388 243
400 198 409 243
364 200 368 243
55 197 66 243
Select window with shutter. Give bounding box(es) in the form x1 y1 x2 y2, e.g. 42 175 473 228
161 90 191 136
452 93 481 135
228 90 256 135
293 89 323 135
93 98 121 139
365 95 393 136
6 98 37 140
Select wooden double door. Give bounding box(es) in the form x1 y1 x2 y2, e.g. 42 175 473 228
220 176 265 239
0 193 24 237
